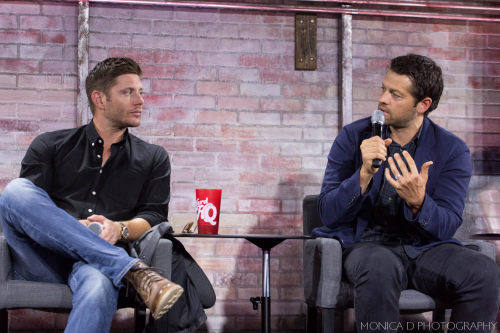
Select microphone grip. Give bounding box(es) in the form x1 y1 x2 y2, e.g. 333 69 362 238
372 159 382 168
371 123 383 168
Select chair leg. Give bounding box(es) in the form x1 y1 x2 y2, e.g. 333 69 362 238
321 308 336 333
431 308 446 333
306 305 317 333
0 309 8 333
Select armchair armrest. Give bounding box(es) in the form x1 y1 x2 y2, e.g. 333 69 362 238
151 238 173 280
304 237 343 308
0 235 11 283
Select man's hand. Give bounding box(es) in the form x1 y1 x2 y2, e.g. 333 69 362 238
384 150 433 215
360 137 392 193
86 214 121 245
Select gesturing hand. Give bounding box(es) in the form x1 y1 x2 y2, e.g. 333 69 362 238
86 214 121 245
384 150 433 215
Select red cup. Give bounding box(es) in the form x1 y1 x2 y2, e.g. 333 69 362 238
196 189 222 234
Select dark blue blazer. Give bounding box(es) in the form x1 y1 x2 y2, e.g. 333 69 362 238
314 116 472 249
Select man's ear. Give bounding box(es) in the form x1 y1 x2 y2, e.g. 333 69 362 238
91 91 105 111
416 97 432 115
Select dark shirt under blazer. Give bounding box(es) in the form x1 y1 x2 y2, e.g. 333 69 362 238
20 121 170 227
314 116 472 249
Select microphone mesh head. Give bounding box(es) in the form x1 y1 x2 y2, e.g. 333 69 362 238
371 109 385 125
88 222 102 236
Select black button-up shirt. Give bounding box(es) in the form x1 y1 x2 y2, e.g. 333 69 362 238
20 121 170 226
360 124 427 250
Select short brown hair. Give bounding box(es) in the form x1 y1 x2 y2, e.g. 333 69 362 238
85 57 142 114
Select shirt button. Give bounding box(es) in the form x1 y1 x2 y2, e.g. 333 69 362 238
92 191 96 196
97 154 101 159
88 209 93 213
99 169 103 174
98 139 102 144
91 142 95 147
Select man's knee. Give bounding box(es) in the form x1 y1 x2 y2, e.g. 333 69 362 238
70 264 118 309
462 254 500 300
344 244 404 286
0 178 36 208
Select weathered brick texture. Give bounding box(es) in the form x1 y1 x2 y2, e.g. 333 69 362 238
1 1 500 332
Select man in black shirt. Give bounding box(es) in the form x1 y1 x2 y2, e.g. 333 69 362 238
0 58 183 332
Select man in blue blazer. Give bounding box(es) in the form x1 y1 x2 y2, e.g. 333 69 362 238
315 54 499 332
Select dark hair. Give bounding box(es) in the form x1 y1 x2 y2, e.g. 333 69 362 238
390 54 443 116
85 57 142 114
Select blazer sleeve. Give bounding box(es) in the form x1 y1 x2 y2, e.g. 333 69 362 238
318 126 376 229
404 140 472 241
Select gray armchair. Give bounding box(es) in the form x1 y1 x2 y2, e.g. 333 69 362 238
0 233 173 333
303 194 496 333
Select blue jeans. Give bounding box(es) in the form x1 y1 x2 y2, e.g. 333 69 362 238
0 178 139 333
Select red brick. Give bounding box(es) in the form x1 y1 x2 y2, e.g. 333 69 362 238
353 71 385 85
213 271 258 287
90 33 130 48
239 141 279 155
282 113 322 126
468 22 500 34
281 172 323 184
240 25 281 39
468 77 500 90
304 126 337 140
196 139 237 153
175 8 219 22
152 108 195 122
218 68 259 82
197 82 238 96
387 45 428 58
18 75 63 90
175 66 216 81
141 94 173 107
220 10 261 24
174 124 221 138
238 199 281 213
152 79 195 94
131 35 175 50
108 49 153 63
132 6 174 20
0 2 40 14
141 65 175 79
261 156 301 169
20 15 63 30
63 16 76 31
469 49 500 62
449 34 487 48
431 22 466 33
240 83 280 96
239 112 280 125
20 45 63 60
262 40 293 54
283 84 325 98
131 122 173 136
218 97 260 110
0 30 40 44
0 120 39 132
240 54 281 68
173 95 215 109
0 14 17 29
91 4 131 18
257 127 302 140
217 154 260 169
219 39 260 53
41 3 77 16
0 89 39 103
0 75 16 88
261 98 302 112
220 125 257 139
353 44 387 58
238 171 280 183
42 32 75 44
171 152 215 167
262 12 294 24
261 69 303 83
195 110 237 124
489 36 500 48
175 37 219 52
0 45 17 59
152 138 193 152
367 30 408 45
194 169 238 182
197 52 240 67
197 23 239 38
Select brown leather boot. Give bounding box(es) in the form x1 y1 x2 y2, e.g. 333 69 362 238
124 261 184 319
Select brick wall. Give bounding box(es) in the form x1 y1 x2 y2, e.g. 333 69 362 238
0 1 499 332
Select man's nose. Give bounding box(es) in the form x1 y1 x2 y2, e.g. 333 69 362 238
379 90 389 105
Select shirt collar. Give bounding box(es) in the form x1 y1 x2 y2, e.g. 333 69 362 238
384 122 423 148
86 119 130 146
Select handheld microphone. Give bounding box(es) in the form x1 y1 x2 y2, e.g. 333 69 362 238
371 110 385 168
88 222 103 236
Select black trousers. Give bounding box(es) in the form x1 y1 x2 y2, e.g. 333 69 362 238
343 242 500 333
